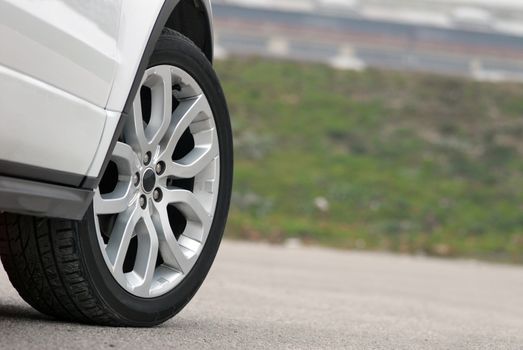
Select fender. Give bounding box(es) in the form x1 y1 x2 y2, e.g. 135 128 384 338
83 0 214 190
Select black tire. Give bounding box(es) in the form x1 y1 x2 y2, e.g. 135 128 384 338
0 30 233 327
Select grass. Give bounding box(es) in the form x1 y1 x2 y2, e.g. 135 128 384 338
214 57 523 263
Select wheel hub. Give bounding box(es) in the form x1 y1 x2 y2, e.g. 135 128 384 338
141 168 156 193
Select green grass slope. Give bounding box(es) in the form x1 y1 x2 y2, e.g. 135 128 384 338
215 58 523 262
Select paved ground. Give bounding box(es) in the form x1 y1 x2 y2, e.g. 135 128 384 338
1 240 523 349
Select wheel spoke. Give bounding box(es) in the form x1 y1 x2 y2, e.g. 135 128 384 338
94 187 136 215
133 214 159 296
145 66 173 147
163 189 212 235
160 95 211 159
124 92 149 154
105 206 141 274
112 141 141 172
94 142 139 215
153 203 194 274
167 142 218 179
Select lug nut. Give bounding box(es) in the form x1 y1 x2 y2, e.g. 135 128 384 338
155 161 165 175
133 172 140 187
139 195 147 209
143 152 151 165
153 188 162 202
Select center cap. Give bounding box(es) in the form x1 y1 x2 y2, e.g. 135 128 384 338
142 168 156 193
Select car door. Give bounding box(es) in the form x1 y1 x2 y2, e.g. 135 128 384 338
0 0 122 184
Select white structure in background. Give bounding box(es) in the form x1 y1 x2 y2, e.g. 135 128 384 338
213 0 523 81
213 35 229 60
329 46 366 71
451 6 493 28
469 59 523 83
267 37 290 56
215 0 523 36
317 0 359 13
220 0 316 12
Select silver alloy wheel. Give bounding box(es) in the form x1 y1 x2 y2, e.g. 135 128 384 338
93 65 219 298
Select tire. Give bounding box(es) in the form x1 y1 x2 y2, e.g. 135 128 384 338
0 29 233 327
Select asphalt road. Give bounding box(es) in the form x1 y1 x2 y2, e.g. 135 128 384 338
1 240 523 349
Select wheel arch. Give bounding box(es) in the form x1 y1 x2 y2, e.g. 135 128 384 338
165 0 214 63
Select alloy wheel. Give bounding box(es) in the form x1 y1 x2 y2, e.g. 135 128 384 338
93 65 220 298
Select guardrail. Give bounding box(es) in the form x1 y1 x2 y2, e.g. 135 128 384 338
213 3 523 81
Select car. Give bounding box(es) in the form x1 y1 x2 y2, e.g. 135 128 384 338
0 0 233 327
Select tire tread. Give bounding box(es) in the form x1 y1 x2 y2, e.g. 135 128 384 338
0 213 121 325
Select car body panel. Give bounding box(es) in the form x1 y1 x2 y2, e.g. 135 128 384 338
0 0 121 177
0 64 107 177
0 0 214 219
0 0 121 108
105 0 168 112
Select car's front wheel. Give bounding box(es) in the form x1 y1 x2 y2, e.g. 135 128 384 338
0 29 233 326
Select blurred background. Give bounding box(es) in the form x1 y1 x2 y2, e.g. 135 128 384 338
212 0 523 263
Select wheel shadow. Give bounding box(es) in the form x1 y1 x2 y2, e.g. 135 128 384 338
0 302 55 323
0 300 201 329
